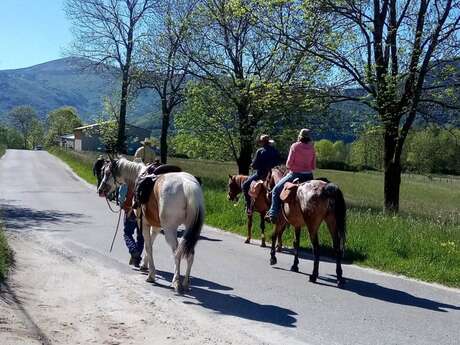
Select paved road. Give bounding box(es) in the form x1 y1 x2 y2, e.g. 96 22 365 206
1 149 459 345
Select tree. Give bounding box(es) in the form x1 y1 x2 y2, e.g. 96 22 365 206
283 0 460 212
65 0 155 153
137 0 194 163
315 139 336 162
0 125 23 149
180 0 320 174
45 106 82 146
29 119 45 149
8 106 39 149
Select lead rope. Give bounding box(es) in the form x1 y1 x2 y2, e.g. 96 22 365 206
105 197 121 213
109 209 123 252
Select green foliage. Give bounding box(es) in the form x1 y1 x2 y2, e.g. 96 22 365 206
30 118 45 148
45 106 82 146
315 139 335 162
173 82 240 161
8 106 39 149
0 124 24 149
0 223 13 282
349 126 384 170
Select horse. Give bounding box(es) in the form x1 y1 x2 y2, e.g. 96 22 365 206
98 157 205 293
227 167 286 250
269 179 347 287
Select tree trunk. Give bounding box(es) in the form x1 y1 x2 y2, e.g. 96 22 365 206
383 127 401 213
160 100 170 164
117 72 129 154
237 104 253 175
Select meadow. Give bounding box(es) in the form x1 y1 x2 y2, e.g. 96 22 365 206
49 147 460 287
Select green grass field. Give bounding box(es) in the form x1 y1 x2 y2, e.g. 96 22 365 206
49 148 460 287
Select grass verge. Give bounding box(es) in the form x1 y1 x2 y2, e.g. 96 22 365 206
0 148 13 282
49 148 460 287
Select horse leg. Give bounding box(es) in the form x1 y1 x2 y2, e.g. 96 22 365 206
182 253 194 292
326 216 345 288
308 227 319 283
260 213 266 247
276 224 285 252
269 223 280 265
245 213 253 244
290 227 301 272
162 225 183 292
144 225 159 283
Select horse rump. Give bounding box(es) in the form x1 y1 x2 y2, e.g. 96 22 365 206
321 183 347 250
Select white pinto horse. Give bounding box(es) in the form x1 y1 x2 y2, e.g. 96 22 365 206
98 157 205 292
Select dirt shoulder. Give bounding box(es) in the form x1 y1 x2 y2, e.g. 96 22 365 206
0 231 280 345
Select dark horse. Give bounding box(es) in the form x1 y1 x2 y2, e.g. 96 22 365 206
227 167 286 249
270 179 347 287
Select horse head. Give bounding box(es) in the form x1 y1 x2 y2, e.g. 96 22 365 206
98 159 119 198
227 174 243 202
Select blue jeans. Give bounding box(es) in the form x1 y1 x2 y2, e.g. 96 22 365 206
268 172 313 217
123 212 144 255
242 171 266 209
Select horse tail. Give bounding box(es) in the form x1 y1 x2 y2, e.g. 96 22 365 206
322 183 347 252
176 179 205 259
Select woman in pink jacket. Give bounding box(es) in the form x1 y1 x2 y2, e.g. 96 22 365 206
267 128 316 222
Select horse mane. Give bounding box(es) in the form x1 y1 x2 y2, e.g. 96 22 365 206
116 157 145 185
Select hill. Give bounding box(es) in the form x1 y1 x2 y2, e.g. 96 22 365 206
0 57 160 127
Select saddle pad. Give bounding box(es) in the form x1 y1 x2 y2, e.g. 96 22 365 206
280 182 298 202
248 180 264 199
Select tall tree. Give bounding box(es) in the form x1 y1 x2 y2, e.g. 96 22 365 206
137 0 194 163
180 0 320 174
65 0 155 153
45 106 83 146
286 0 460 212
8 106 39 149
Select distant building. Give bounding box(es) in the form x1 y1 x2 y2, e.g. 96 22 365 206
60 134 75 149
73 123 152 155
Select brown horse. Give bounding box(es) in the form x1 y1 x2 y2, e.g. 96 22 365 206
227 167 286 249
269 179 347 287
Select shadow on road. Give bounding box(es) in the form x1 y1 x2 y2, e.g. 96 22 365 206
183 287 297 327
155 270 232 291
155 269 297 327
176 229 222 242
320 276 460 312
0 201 87 231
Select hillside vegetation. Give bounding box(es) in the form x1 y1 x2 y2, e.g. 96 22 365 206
50 148 460 287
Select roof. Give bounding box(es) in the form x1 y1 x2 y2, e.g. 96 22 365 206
74 122 150 132
61 134 75 140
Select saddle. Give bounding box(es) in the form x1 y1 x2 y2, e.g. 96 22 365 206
280 182 299 203
134 164 183 206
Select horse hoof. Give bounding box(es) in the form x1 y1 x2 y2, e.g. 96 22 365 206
139 265 148 272
309 275 317 283
260 242 266 248
270 257 277 265
276 246 282 253
244 238 250 244
337 278 346 288
172 281 183 294
290 265 299 272
146 274 156 283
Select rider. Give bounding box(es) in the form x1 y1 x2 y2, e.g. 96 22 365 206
118 184 144 267
266 128 316 223
134 138 156 164
242 134 281 215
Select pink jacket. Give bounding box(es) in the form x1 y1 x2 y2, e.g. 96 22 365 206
286 142 316 173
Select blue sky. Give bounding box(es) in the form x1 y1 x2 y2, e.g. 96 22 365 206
0 0 71 70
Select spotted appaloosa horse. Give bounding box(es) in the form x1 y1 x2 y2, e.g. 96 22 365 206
227 167 286 249
270 179 347 287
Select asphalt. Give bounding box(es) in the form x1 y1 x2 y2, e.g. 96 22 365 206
1 149 459 345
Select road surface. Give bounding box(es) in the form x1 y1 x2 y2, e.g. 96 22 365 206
1 149 459 345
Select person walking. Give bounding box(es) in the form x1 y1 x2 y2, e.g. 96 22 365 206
118 184 144 267
266 128 316 223
242 134 281 215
